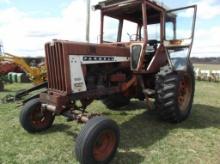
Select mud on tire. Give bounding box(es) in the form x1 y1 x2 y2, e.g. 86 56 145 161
155 64 195 123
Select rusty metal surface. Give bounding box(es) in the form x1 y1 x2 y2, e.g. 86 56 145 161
70 86 120 101
110 73 126 82
45 40 130 95
39 92 69 113
59 41 130 57
45 42 67 94
132 45 168 74
120 75 137 92
43 40 132 112
146 44 168 73
97 0 165 24
99 0 167 43
41 0 196 115
40 86 122 114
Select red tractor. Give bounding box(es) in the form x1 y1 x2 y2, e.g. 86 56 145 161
19 0 197 163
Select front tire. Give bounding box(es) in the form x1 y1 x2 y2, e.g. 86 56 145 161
75 116 120 164
155 65 195 123
20 98 55 133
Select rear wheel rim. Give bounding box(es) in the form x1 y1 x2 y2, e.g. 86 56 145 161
178 73 192 112
93 130 116 161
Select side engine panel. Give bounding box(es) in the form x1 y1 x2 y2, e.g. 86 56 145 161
69 55 131 93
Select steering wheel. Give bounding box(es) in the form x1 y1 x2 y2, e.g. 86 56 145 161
127 33 143 41
148 40 160 46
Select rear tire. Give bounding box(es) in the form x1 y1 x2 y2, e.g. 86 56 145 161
20 98 55 133
102 93 130 110
155 65 195 123
75 116 120 164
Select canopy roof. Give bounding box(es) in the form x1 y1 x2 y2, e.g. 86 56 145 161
94 0 176 25
96 0 169 9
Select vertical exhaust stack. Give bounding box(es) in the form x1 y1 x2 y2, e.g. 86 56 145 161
0 41 4 55
86 0 90 43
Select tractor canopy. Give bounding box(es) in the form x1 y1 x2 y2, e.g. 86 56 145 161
94 0 171 25
94 0 177 43
94 0 197 71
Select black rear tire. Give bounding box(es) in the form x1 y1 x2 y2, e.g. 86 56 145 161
155 64 195 123
20 98 55 133
75 116 120 164
102 93 130 110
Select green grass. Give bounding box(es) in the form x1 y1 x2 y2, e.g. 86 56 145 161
0 83 33 99
0 82 220 164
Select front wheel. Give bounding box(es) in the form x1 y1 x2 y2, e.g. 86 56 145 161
75 116 120 164
20 98 55 133
155 65 195 123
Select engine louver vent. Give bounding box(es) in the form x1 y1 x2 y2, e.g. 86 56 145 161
45 42 67 93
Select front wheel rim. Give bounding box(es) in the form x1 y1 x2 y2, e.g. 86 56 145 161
93 130 116 161
30 106 52 128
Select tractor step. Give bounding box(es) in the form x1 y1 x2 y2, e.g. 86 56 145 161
143 89 155 97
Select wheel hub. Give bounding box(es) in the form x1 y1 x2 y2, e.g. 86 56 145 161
31 107 51 128
93 130 116 161
178 74 192 112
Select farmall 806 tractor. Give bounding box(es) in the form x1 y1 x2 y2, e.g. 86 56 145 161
19 0 197 163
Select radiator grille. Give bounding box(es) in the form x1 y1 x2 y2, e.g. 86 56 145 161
45 42 67 92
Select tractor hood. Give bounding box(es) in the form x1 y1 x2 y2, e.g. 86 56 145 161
44 40 130 96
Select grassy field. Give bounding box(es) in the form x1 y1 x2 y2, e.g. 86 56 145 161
0 82 220 164
193 63 220 70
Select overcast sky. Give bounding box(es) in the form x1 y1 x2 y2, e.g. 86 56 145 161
0 0 220 57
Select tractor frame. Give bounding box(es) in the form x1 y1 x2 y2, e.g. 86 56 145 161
19 1 197 163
